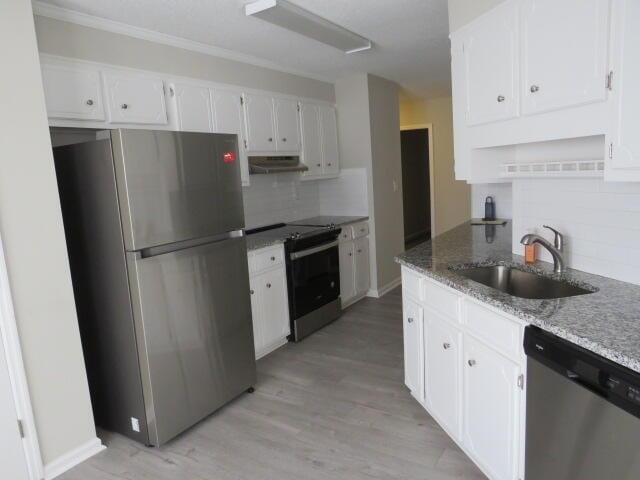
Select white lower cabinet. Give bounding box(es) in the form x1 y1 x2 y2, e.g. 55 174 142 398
403 297 424 402
424 312 462 441
248 246 290 359
338 223 370 307
401 268 525 480
463 335 522 480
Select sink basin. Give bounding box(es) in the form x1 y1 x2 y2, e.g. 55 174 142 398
454 265 594 299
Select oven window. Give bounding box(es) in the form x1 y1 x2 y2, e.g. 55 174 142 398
290 246 340 319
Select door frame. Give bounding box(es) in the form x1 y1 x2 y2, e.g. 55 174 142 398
400 123 436 238
0 233 44 479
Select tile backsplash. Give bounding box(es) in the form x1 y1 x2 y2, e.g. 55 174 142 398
511 179 640 285
242 173 320 229
241 168 369 229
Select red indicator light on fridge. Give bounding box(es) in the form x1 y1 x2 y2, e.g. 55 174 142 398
223 151 236 163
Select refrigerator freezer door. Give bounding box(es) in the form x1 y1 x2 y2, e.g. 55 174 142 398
127 235 256 445
112 129 245 251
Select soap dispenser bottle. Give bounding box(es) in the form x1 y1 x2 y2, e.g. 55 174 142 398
484 196 496 221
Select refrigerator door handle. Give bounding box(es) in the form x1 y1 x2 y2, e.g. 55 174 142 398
137 230 244 259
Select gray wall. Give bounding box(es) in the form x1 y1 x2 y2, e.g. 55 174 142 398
367 75 404 289
447 0 507 32
34 15 335 102
0 2 96 465
335 74 404 292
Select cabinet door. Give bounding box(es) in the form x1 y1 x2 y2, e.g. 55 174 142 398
521 0 610 115
320 105 340 175
606 0 640 180
339 241 356 304
274 97 301 151
354 236 370 296
463 1 519 125
212 89 250 186
403 299 424 401
41 63 105 120
171 83 213 133
300 103 324 177
103 71 167 125
261 268 290 347
425 314 462 441
243 93 276 152
249 275 263 355
463 335 521 480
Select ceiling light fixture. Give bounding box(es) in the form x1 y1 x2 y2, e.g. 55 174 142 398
245 0 372 54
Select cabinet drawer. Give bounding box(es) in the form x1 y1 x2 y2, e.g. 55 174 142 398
351 221 369 239
423 280 461 322
248 245 284 274
402 267 423 301
464 301 522 360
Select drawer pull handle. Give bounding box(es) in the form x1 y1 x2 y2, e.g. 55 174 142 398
316 163 321 167
266 283 272 288
250 289 254 295
270 256 275 261
268 137 273 142
121 103 129 109
357 249 362 253
407 317 414 323
348 252 352 257
282 138 287 142
86 99 94 106
443 343 451 350
468 359 476 367
497 95 505 103
530 85 540 93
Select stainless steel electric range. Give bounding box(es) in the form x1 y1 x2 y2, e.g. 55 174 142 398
246 223 342 341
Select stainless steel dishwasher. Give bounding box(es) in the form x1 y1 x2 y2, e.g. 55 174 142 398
524 326 640 479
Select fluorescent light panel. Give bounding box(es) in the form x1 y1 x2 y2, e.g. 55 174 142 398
245 0 371 54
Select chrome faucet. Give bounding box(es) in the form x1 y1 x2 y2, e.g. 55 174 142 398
520 225 566 273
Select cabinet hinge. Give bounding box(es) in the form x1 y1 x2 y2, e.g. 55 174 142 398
297 103 300 112
17 419 25 438
609 143 614 160
517 374 524 390
169 86 175 97
243 139 248 149
606 71 614 91
240 95 244 105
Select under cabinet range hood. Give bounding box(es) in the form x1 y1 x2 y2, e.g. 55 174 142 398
249 155 308 174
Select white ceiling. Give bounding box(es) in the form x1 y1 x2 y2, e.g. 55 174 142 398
35 0 451 98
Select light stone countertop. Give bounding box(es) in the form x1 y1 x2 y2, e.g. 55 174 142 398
395 221 640 373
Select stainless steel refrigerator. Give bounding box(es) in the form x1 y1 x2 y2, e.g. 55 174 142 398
54 129 256 446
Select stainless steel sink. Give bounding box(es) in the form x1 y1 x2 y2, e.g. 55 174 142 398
454 265 594 299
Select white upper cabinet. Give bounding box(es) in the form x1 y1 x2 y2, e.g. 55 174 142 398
300 102 323 176
243 93 276 152
273 97 301 151
463 335 521 480
41 63 105 121
212 88 250 186
463 1 519 125
606 0 640 180
521 0 611 115
103 71 167 125
320 105 340 175
170 83 213 133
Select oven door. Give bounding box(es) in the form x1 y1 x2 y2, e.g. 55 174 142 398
289 240 340 319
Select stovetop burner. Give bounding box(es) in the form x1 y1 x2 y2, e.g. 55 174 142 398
246 223 341 250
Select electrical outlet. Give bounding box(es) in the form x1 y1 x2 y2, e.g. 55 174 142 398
131 417 140 432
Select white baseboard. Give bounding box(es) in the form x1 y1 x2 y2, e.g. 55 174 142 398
366 276 401 298
341 293 367 309
255 336 288 360
44 437 105 480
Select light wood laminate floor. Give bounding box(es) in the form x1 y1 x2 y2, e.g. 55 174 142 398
60 287 485 480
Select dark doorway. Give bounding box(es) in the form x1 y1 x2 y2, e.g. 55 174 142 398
401 128 431 248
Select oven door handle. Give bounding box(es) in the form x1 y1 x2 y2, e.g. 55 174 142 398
290 240 339 260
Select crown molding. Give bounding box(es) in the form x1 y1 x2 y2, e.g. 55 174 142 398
31 1 334 84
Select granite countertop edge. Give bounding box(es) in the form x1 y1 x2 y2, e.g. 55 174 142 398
394 222 640 374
